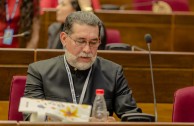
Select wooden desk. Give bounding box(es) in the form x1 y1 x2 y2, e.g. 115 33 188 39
0 121 17 126
1 49 194 102
18 122 194 126
1 49 194 121
95 10 194 52
1 121 194 126
34 49 194 103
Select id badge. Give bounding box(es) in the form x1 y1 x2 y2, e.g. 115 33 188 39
3 28 14 45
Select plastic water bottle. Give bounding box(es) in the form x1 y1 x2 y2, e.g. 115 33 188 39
91 89 107 122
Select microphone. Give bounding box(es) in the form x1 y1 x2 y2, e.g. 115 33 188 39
121 34 157 122
0 31 31 39
144 33 158 122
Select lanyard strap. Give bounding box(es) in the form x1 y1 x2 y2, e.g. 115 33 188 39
5 0 19 25
64 56 92 104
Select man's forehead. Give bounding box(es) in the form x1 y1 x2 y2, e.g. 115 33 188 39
71 23 99 32
69 23 99 39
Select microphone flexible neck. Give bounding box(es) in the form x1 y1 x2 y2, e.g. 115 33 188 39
147 41 158 122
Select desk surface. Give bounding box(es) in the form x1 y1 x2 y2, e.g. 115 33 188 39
0 121 17 126
0 121 193 126
1 121 194 126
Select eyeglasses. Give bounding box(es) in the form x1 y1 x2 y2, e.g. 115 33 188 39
68 35 101 48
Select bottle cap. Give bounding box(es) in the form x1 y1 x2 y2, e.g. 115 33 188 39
96 89 104 95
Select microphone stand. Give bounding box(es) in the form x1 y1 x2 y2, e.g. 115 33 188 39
0 31 30 39
145 34 158 122
121 34 157 122
131 45 147 51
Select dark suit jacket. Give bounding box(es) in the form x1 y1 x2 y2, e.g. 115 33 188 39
24 55 141 119
47 22 63 49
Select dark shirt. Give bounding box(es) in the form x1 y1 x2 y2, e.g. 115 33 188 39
68 64 90 102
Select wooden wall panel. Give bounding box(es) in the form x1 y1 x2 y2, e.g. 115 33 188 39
95 10 194 52
99 0 194 12
35 49 64 61
173 26 194 52
124 69 193 103
138 103 173 122
0 49 34 101
38 10 194 52
0 101 9 120
38 9 56 48
173 13 194 52
97 51 194 68
189 0 194 11
0 67 27 101
1 49 194 103
98 51 150 67
0 49 34 65
95 11 170 51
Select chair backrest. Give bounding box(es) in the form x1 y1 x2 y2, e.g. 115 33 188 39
91 0 101 10
105 43 131 51
106 28 122 44
132 0 189 12
91 0 120 10
172 86 194 122
8 76 27 121
40 0 58 8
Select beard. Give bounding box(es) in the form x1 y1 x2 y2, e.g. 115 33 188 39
64 49 96 70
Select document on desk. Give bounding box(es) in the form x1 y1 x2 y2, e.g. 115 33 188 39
19 97 91 122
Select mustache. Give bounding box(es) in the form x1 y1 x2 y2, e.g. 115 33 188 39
78 52 93 58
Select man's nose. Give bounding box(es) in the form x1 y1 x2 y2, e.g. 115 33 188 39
82 43 92 53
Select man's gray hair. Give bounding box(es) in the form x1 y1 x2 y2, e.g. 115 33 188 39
63 11 102 36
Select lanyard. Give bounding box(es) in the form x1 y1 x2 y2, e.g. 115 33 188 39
64 56 92 104
5 0 20 26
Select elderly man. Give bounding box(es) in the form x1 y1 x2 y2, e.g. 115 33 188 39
24 11 141 121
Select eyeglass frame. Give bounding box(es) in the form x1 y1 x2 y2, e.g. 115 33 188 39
67 34 101 48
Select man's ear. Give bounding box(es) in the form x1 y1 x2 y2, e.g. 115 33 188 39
60 32 68 47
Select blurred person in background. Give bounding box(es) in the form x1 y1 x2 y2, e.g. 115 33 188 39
47 0 106 50
132 0 189 13
0 0 40 48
